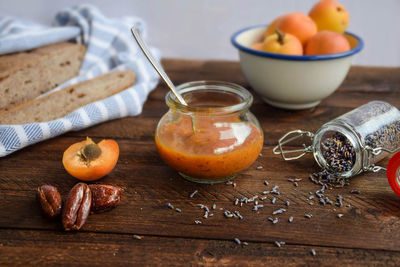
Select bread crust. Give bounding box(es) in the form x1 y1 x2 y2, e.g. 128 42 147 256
0 70 135 124
0 42 86 109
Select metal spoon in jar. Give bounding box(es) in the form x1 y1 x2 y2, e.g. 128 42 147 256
130 27 188 105
131 27 198 133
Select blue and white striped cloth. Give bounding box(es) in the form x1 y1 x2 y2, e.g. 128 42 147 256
0 5 160 157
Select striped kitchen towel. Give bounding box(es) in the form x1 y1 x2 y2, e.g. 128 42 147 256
0 5 160 157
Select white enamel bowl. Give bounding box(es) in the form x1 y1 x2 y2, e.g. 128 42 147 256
231 25 363 110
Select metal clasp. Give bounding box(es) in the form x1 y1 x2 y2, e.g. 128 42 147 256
363 146 400 172
273 130 314 161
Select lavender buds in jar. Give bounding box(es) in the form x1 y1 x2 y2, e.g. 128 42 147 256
274 101 400 181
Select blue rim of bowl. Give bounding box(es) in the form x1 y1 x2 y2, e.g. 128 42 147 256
231 24 364 61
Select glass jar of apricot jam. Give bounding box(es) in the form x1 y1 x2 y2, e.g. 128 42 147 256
155 81 264 184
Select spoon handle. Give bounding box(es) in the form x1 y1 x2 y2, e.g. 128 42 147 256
131 27 188 106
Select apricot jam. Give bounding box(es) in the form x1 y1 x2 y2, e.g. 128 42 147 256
155 81 263 184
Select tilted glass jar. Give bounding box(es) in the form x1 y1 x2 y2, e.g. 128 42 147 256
274 101 400 180
155 81 264 184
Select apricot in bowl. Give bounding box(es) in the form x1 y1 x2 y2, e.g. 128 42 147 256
231 24 363 110
254 30 303 56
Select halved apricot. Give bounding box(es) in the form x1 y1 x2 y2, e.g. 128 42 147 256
62 137 119 181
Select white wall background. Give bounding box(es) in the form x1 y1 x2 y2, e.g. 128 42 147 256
1 0 399 66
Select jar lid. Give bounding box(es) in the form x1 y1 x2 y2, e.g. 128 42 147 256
386 151 400 198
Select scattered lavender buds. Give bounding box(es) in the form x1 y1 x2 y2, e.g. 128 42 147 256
196 204 209 212
304 214 313 219
224 210 234 218
212 204 216 210
325 197 332 205
253 204 264 211
336 195 344 207
189 190 198 198
249 195 258 202
350 189 360 194
272 208 286 215
268 217 279 224
274 241 285 248
166 203 174 209
310 249 317 256
234 238 241 245
271 197 277 204
234 211 244 220
288 216 294 223
286 201 290 207
175 208 182 213
264 180 269 186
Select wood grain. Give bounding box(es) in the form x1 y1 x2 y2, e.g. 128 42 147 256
1 229 399 266
0 60 399 265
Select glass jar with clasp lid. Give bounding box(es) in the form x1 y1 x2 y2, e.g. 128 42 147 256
273 101 400 197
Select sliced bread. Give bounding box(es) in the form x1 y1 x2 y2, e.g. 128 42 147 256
0 70 135 124
0 42 86 110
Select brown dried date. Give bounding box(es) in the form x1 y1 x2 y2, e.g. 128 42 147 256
62 183 92 231
37 185 62 219
89 184 122 213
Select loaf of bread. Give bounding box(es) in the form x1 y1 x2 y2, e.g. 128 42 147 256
0 70 135 124
0 42 85 110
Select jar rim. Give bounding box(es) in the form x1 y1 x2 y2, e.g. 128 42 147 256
166 81 253 115
313 122 363 179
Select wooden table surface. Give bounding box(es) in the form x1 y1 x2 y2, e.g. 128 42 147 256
1 59 400 266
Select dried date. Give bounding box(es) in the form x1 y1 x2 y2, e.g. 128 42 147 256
62 183 92 231
37 185 62 219
89 184 122 213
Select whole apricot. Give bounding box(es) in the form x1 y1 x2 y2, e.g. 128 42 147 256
309 0 349 33
262 30 303 56
305 30 350 55
276 12 317 45
264 15 285 38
